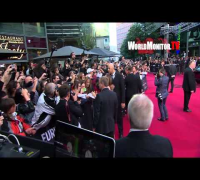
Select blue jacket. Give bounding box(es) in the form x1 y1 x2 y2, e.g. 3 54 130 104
155 75 169 99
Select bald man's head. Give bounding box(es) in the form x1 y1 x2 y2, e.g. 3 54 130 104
108 63 115 75
44 83 56 98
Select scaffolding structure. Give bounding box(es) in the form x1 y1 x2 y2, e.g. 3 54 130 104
160 23 200 35
160 23 200 57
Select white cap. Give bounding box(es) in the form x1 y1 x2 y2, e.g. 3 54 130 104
87 68 94 74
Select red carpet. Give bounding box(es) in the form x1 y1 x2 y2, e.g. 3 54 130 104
115 73 200 157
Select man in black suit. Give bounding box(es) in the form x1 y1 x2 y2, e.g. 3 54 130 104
167 61 177 93
132 65 140 77
125 66 142 108
108 63 125 138
115 94 173 157
182 60 196 112
55 84 83 126
93 77 118 138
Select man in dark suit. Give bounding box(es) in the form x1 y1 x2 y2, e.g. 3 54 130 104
108 63 125 138
115 94 173 157
182 60 196 112
132 65 140 77
155 68 169 121
93 77 118 138
167 60 177 93
125 66 142 108
55 84 83 126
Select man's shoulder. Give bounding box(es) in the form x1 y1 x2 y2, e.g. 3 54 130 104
116 132 170 145
115 71 122 77
185 67 191 72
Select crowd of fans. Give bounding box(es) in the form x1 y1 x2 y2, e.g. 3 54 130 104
0 52 199 142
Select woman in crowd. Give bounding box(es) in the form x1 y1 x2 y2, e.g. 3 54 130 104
80 77 95 130
140 61 149 92
106 73 115 91
77 72 86 83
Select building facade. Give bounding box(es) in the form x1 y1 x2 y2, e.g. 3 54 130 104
95 36 110 50
116 23 134 52
0 22 48 63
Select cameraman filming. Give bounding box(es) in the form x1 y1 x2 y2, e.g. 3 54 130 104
155 68 169 122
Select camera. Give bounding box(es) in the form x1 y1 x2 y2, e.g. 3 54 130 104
156 72 160 78
0 110 3 116
9 64 16 74
157 93 163 101
71 91 75 96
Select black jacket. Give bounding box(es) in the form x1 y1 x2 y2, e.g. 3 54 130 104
182 67 196 92
62 67 71 78
168 64 177 78
55 99 83 126
112 71 125 105
94 88 118 134
16 100 35 124
0 81 4 99
0 81 3 91
125 73 142 99
115 131 173 158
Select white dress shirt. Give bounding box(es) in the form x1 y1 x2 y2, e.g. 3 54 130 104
129 128 148 133
112 71 116 79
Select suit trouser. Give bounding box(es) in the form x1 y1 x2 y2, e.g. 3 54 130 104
168 78 175 92
158 98 168 120
184 91 191 110
116 105 123 136
125 97 131 109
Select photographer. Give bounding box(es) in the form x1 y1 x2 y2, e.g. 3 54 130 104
33 60 50 80
51 66 64 82
155 68 169 121
15 88 35 125
52 74 61 87
26 60 35 76
0 98 36 136
23 76 39 105
62 60 71 78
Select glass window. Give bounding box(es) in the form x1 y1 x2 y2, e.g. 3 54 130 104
24 23 45 37
26 37 47 48
27 49 47 61
0 23 23 35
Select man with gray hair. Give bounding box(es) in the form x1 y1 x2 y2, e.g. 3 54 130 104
115 94 173 157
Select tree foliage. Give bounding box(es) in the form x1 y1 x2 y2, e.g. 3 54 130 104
120 23 160 59
77 31 96 50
